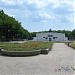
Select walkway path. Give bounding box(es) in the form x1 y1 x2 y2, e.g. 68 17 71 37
0 43 75 75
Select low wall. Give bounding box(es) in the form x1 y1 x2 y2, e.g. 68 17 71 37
1 49 41 56
41 49 49 54
1 47 52 56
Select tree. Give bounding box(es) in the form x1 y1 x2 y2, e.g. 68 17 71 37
0 10 30 41
30 32 36 37
49 29 52 32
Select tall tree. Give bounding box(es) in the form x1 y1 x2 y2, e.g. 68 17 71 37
0 10 30 41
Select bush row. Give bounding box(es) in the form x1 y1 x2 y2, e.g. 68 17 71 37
1 47 52 56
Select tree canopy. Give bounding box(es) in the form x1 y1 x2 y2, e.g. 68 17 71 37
0 10 30 41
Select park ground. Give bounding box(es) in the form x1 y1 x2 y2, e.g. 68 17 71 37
0 43 75 75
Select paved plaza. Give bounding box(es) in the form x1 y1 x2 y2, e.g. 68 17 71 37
0 43 75 75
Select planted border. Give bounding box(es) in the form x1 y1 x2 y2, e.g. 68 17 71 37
1 47 52 56
0 42 53 56
66 42 75 49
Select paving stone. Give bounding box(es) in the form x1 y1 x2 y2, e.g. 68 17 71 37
0 43 74 75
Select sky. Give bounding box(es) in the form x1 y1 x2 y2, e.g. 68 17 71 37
0 0 74 32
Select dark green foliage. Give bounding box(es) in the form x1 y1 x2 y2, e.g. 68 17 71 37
49 29 52 32
0 10 30 41
30 32 36 37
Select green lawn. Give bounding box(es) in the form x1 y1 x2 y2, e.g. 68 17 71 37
70 42 75 49
0 42 53 51
66 41 75 49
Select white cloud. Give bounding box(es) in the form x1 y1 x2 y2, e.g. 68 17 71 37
1 0 15 5
65 14 74 23
50 0 74 9
61 0 74 7
26 0 74 9
16 0 25 4
8 14 15 17
5 12 15 17
26 0 74 10
0 0 74 31
74 3 75 11
27 0 48 9
1 0 26 6
39 12 55 20
24 9 31 18
47 0 60 8
1 0 74 10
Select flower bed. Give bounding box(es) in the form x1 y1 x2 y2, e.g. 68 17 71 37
0 42 53 56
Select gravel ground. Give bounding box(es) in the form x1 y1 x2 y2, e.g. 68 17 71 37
0 43 75 75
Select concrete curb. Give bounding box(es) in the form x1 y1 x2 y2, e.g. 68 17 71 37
1 47 52 56
1 49 41 56
41 49 49 54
